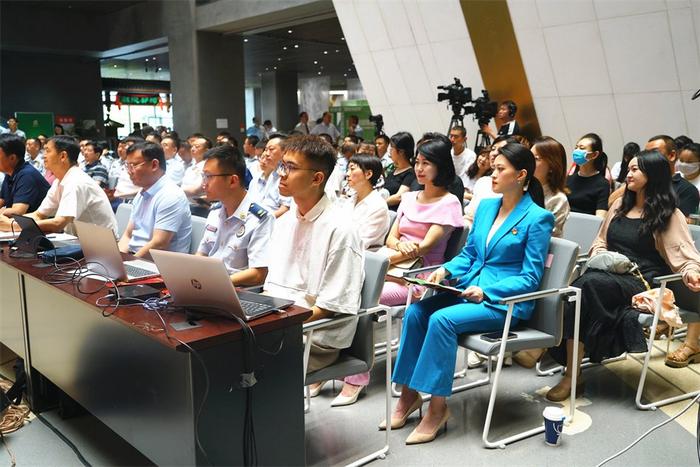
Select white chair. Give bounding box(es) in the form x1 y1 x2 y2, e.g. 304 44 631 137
454 237 581 448
189 216 207 254
635 224 700 410
115 203 133 238
302 251 392 466
562 212 604 255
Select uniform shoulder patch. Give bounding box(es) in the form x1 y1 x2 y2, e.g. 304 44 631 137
248 202 267 219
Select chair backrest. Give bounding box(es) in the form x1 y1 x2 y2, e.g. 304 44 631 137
346 251 390 368
360 250 390 309
115 203 133 238
189 216 208 254
444 226 469 262
562 212 604 254
669 224 700 311
527 237 579 343
384 210 398 243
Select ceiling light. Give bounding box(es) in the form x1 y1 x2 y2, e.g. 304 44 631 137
274 66 277 70
145 58 149 62
244 38 249 42
323 50 328 54
314 60 318 65
277 57 282 61
348 68 352 71
287 29 293 34
317 71 322 75
153 56 156 60
283 46 287 50
341 37 345 41
344 73 347 77
265 67 269 71
113 64 118 68
335 49 340 53
294 44 299 48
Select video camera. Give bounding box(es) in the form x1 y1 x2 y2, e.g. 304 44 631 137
437 78 498 127
369 113 384 135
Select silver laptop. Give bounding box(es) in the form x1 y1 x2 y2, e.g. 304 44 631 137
149 249 294 321
73 220 160 282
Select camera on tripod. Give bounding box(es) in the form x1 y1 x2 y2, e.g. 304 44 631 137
369 113 384 135
437 77 498 149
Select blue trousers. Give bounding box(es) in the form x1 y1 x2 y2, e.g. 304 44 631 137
392 293 518 397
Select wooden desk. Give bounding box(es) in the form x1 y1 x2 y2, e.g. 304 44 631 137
0 250 311 465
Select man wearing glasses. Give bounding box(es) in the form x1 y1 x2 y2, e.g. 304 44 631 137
264 134 364 374
117 142 191 257
195 145 273 286
248 133 291 218
0 136 117 235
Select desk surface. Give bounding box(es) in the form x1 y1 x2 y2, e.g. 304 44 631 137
0 249 311 352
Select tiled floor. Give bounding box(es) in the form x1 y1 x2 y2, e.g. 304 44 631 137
0 340 699 466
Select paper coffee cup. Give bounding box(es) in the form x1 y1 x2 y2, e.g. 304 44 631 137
543 406 565 446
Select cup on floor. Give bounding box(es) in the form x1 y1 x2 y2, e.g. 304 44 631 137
543 406 565 446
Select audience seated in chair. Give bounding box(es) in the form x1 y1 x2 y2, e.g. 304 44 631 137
546 151 700 401
0 136 117 236
380 133 464 307
0 133 50 217
117 142 192 257
195 144 274 287
387 142 554 445
462 146 492 202
531 136 570 238
181 135 212 201
566 133 610 218
263 134 363 378
248 134 291 218
384 132 417 211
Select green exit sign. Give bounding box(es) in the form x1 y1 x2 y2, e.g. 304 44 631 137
116 93 161 106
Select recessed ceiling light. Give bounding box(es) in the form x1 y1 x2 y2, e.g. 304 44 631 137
317 71 322 75
145 58 149 62
341 37 345 41
314 60 318 65
348 68 352 71
113 64 118 68
153 56 156 60
294 44 299 48
344 73 347 77
277 57 282 61
287 29 293 34
283 46 287 50
244 38 249 42
335 49 340 53
265 67 269 71
274 66 277 70
323 50 328 54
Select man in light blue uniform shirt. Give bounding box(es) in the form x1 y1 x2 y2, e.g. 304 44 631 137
248 133 291 218
117 142 192 257
196 145 274 286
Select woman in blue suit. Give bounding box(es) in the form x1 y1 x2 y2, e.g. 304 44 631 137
383 143 554 445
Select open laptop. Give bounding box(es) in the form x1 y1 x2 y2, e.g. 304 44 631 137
150 249 294 321
73 220 160 282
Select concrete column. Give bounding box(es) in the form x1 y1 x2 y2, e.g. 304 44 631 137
169 2 245 139
260 71 298 133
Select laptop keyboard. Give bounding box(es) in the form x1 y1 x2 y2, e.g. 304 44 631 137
240 300 271 316
125 263 157 278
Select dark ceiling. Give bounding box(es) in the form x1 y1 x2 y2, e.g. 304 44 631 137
243 17 356 87
12 0 146 15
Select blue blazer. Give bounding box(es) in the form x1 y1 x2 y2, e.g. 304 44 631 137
443 193 554 321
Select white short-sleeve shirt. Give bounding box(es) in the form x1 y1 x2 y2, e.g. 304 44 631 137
37 166 118 236
343 190 390 249
264 195 364 349
451 146 477 186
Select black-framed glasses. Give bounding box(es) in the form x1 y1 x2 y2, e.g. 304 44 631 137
276 162 318 177
201 173 234 184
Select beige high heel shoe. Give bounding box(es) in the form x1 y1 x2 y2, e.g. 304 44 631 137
378 395 423 430
405 408 451 445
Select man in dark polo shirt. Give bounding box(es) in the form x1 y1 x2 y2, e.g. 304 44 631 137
0 133 50 216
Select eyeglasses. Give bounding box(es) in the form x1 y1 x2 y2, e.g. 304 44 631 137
201 173 234 184
126 160 148 171
276 162 318 177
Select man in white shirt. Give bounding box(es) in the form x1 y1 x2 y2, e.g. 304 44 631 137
196 145 274 286
449 126 476 200
161 135 185 185
118 142 192 257
4 117 26 139
246 117 264 139
24 137 45 175
248 134 291 217
293 112 311 134
264 134 364 374
375 134 392 172
0 135 117 235
182 136 212 200
310 112 341 142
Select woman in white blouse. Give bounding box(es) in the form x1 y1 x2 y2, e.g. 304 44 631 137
312 154 391 406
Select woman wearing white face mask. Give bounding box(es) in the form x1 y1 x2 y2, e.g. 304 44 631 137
677 143 700 193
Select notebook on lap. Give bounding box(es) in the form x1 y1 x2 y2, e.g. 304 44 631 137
73 220 159 282
149 249 293 321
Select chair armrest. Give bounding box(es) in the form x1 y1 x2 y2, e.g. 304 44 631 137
498 287 577 306
402 264 442 278
652 273 683 285
302 306 389 332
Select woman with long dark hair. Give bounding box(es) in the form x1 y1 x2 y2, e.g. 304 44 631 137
532 136 570 237
547 150 700 401
384 143 554 444
566 133 611 217
384 131 417 210
612 141 640 188
463 146 492 201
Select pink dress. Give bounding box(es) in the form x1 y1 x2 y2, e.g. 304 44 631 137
380 191 464 306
